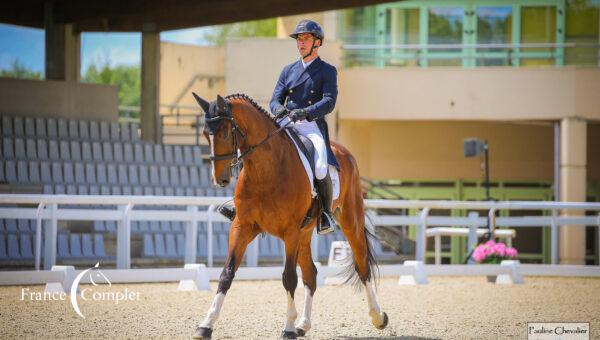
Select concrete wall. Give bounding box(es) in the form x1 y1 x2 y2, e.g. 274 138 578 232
0 77 118 121
160 42 225 113
337 119 600 182
337 67 600 121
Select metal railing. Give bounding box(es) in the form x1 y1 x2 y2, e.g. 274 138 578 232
1 195 599 271
118 104 205 144
342 42 600 66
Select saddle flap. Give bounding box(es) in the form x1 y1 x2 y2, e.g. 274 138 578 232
286 127 316 175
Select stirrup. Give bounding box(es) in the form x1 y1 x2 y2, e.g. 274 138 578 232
218 205 236 221
317 212 336 235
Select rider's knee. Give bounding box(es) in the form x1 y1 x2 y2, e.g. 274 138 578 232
314 164 327 180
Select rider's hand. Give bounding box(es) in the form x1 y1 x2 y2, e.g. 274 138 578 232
273 106 289 119
289 109 308 122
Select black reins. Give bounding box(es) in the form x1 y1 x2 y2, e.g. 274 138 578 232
206 111 292 170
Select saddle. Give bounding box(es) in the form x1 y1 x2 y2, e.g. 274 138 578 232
285 127 316 176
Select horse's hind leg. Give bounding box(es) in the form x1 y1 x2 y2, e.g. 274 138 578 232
339 190 389 330
193 220 259 339
281 232 301 339
295 230 317 337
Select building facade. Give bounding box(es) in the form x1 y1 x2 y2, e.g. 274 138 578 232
158 1 599 265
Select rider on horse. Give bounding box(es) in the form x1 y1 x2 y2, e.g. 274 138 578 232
219 19 340 235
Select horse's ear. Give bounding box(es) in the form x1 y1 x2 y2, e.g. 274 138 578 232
192 92 210 114
216 94 227 111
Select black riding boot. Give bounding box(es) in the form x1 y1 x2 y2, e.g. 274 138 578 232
218 204 236 221
316 172 337 235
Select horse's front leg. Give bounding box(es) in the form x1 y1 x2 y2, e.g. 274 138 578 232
281 233 301 339
193 220 258 339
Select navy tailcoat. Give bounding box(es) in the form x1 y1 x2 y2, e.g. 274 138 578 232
269 57 340 170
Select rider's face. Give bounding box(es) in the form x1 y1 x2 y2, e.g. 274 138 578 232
296 33 319 56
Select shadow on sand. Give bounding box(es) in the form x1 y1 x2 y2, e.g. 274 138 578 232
334 336 441 340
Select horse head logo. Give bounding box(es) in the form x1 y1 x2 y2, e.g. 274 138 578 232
70 262 111 318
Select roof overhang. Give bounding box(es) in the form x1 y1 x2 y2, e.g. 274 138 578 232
0 0 398 32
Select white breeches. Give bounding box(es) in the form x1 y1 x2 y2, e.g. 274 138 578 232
292 121 328 180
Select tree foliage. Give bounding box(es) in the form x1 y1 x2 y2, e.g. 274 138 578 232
82 61 141 117
0 59 43 80
203 18 277 45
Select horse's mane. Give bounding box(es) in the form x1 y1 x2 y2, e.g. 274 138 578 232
225 93 278 129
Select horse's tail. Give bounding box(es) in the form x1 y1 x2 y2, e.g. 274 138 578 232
336 149 380 291
340 208 380 291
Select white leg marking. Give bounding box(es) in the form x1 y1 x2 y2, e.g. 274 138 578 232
295 287 313 333
283 292 298 332
208 135 217 186
199 293 226 329
364 281 385 327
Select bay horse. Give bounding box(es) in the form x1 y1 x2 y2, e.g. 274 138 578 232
192 93 388 339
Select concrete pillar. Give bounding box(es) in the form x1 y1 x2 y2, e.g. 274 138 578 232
141 31 161 143
64 25 81 82
322 11 338 41
44 3 80 81
559 117 587 264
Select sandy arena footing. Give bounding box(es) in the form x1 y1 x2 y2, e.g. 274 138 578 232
1 276 599 339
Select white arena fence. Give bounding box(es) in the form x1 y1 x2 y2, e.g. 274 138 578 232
0 195 599 289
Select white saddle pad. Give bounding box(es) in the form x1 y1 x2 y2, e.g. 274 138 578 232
282 126 340 200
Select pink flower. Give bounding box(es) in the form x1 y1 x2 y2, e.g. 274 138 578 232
484 240 496 247
473 241 519 263
491 243 506 257
473 247 485 262
505 247 518 258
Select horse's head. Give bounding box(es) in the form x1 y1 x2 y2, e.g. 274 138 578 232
193 92 238 187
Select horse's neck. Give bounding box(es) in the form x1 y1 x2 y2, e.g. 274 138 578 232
233 102 293 184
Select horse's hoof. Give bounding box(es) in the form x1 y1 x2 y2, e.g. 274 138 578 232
296 328 306 337
193 327 213 339
280 330 298 339
376 312 389 330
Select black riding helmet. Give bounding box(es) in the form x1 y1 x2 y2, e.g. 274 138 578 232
289 19 324 44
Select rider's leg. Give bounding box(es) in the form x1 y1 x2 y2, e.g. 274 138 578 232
306 132 337 235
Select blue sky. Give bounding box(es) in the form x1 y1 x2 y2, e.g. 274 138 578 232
0 24 213 74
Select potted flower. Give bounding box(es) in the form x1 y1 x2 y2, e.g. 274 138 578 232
473 240 518 264
472 240 519 282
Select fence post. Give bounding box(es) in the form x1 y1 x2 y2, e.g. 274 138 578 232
116 204 133 269
35 203 45 271
311 228 319 262
551 209 559 265
207 205 215 267
488 208 497 238
195 115 200 145
43 203 58 270
467 211 479 265
416 208 430 262
185 206 199 264
597 213 600 266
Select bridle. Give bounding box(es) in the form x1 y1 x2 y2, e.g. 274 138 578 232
205 102 292 171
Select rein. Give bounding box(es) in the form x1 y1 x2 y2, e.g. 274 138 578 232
207 112 292 170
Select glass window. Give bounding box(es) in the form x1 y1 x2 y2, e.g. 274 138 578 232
565 0 599 66
521 6 557 66
428 7 464 66
476 6 513 66
386 8 420 66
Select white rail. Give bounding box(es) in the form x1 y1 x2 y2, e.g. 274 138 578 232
0 195 599 271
